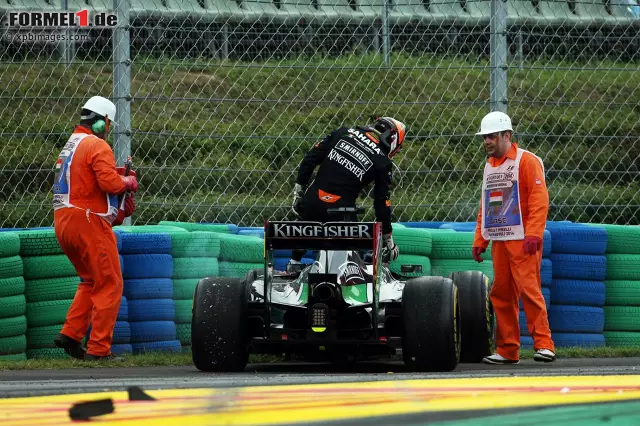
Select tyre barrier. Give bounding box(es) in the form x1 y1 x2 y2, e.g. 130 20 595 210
120 233 177 355
1 220 639 361
0 232 26 360
542 223 607 348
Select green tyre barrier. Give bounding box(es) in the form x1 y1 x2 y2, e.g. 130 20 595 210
0 256 23 279
431 231 492 260
26 324 62 349
18 229 64 256
604 306 640 331
24 276 81 303
0 315 27 338
0 232 20 257
605 281 640 306
431 259 494 282
388 254 432 277
173 278 200 300
174 299 192 324
0 276 25 298
0 353 27 361
589 224 640 254
158 221 235 233
605 254 640 280
0 335 27 355
172 257 219 280
26 348 67 359
0 295 26 319
25 299 73 328
22 255 76 280
218 261 263 278
604 331 640 347
113 225 189 234
218 234 263 263
391 228 433 257
176 323 191 346
170 231 221 258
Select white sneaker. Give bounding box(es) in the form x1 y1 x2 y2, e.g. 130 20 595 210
482 353 520 365
533 349 556 362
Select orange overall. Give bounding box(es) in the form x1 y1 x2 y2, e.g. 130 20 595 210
473 143 555 360
53 125 126 357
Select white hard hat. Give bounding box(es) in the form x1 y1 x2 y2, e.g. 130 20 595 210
82 96 117 124
475 111 512 135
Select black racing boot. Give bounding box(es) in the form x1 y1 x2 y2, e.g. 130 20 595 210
84 352 125 362
53 333 87 360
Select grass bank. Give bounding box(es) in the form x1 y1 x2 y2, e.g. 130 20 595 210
2 347 640 370
1 53 637 227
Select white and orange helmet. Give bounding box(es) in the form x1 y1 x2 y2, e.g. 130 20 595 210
373 116 406 158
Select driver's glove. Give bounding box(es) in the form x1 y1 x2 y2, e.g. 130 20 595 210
292 183 306 217
382 233 399 262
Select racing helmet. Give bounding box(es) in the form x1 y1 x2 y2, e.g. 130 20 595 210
373 116 406 158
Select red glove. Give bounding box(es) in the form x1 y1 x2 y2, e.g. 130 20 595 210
122 175 139 193
472 246 486 262
112 195 135 226
116 167 136 178
123 194 136 217
523 236 542 255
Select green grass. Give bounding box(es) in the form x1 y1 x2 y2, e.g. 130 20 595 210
1 53 638 227
2 347 640 370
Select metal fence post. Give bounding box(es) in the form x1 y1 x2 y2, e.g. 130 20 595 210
490 0 508 113
382 0 391 66
113 0 132 223
113 0 131 166
59 0 75 67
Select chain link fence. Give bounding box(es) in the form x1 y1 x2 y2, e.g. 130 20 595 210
1 0 639 228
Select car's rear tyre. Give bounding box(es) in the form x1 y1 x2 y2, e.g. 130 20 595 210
191 277 249 372
401 276 460 371
449 271 495 362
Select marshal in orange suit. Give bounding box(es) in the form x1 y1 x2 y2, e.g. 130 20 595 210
472 111 555 365
52 96 139 361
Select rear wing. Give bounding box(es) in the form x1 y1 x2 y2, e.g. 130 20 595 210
264 220 381 251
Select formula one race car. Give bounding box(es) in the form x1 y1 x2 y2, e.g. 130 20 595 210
191 211 494 372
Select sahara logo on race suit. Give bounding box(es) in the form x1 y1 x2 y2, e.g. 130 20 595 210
271 223 373 238
347 128 382 155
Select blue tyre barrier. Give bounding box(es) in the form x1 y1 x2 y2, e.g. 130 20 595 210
128 299 175 322
550 253 607 281
550 279 606 307
120 232 172 255
129 321 176 343
121 254 173 279
548 305 605 333
123 278 174 300
548 225 607 256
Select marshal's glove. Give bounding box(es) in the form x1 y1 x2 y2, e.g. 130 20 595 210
292 183 306 217
382 233 399 262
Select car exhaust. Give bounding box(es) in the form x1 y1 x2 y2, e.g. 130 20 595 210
313 282 338 302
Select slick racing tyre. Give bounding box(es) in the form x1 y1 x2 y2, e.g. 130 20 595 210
449 271 494 362
191 277 249 372
401 276 460 372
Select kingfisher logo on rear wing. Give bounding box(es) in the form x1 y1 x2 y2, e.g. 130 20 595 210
265 221 380 250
